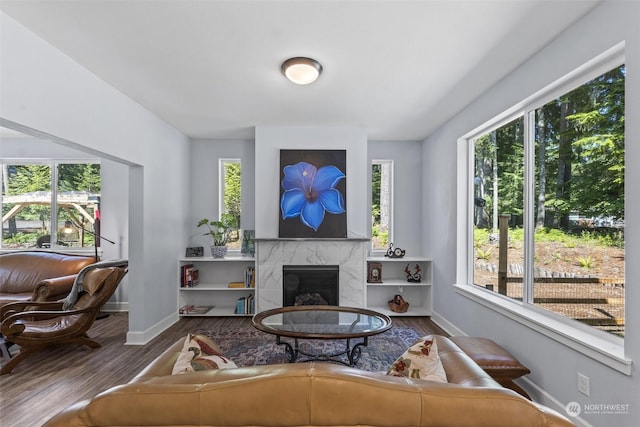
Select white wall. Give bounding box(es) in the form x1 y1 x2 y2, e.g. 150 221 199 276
0 12 190 343
192 136 425 256
368 140 423 256
254 126 368 239
100 158 130 310
423 2 639 426
189 139 255 247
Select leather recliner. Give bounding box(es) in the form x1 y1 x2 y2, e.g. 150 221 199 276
0 260 128 374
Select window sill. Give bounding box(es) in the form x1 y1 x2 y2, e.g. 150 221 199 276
454 283 632 375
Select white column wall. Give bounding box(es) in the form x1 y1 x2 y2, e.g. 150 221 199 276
0 12 190 342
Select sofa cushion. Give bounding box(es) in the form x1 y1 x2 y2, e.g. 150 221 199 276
387 336 447 382
172 333 237 375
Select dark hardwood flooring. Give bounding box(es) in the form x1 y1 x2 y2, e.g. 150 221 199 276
0 312 446 427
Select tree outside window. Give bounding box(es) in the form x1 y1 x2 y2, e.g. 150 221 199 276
1 161 101 250
371 160 393 251
220 159 241 250
472 64 625 338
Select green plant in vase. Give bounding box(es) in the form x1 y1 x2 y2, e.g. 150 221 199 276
197 213 238 258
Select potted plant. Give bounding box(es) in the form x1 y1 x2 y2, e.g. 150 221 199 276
197 213 238 258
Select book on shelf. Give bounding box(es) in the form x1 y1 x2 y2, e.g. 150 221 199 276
187 267 199 287
244 266 255 288
179 305 213 315
180 264 191 287
234 294 254 315
235 297 245 314
248 294 254 313
180 264 199 287
228 281 245 288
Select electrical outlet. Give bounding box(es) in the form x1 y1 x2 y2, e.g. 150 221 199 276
578 373 590 396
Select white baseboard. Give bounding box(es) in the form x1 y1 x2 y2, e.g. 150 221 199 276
430 310 465 336
519 377 592 427
432 310 589 425
125 312 179 345
102 302 129 312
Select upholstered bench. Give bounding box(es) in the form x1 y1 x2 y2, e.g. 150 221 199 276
449 336 531 399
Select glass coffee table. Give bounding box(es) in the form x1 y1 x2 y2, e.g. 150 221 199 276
252 305 392 367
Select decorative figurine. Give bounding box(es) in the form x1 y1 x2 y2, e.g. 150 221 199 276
367 262 383 283
405 264 422 283
385 243 406 258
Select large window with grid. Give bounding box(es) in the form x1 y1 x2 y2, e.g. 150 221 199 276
467 60 625 341
1 161 101 251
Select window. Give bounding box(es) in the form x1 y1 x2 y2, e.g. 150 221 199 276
1 161 101 250
219 159 241 250
371 160 393 251
468 62 625 341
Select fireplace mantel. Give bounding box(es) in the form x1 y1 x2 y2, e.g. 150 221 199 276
255 237 369 242
255 238 368 311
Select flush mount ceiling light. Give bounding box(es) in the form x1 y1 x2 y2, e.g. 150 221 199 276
281 57 323 85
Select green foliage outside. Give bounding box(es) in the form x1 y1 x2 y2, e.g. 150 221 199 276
5 164 51 232
372 223 388 247
474 65 625 232
371 163 388 248
2 163 101 247
474 226 623 252
223 162 241 228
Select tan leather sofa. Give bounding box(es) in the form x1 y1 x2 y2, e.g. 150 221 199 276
0 251 95 306
44 335 574 426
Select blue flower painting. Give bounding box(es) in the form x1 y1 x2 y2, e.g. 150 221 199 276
279 150 347 238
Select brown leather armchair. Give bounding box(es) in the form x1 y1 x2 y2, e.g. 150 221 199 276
0 260 128 375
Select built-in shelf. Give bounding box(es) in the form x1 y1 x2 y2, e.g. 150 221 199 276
366 256 432 317
254 237 370 242
178 256 255 317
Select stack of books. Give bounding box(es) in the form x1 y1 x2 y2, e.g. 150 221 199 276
227 266 255 288
179 305 213 315
180 264 199 287
244 266 255 288
235 294 254 315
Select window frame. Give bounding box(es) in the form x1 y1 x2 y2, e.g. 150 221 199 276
1 159 101 254
218 158 241 252
370 159 394 254
455 44 631 374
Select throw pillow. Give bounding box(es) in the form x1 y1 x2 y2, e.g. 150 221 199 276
172 333 237 375
387 336 447 382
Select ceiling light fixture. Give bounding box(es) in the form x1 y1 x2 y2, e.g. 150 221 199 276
281 57 323 85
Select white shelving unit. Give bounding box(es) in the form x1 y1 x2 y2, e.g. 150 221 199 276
365 256 432 317
178 256 255 317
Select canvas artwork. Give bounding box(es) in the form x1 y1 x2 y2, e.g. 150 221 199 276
279 149 347 238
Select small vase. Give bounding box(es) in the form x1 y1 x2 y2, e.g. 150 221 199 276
210 245 228 258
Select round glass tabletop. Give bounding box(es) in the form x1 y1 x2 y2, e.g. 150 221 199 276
252 305 392 339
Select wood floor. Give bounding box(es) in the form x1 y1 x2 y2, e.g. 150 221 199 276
0 312 446 427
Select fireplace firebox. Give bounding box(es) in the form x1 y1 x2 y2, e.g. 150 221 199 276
283 265 339 307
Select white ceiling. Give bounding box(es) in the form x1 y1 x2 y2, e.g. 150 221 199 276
0 0 600 141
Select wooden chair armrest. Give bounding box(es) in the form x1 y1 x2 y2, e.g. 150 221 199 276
1 301 64 320
1 306 94 338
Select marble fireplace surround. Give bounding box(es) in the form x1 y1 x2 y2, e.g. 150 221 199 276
255 238 369 311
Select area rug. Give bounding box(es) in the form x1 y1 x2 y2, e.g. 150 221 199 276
193 326 424 372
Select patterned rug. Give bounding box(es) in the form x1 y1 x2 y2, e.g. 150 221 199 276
193 325 424 372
